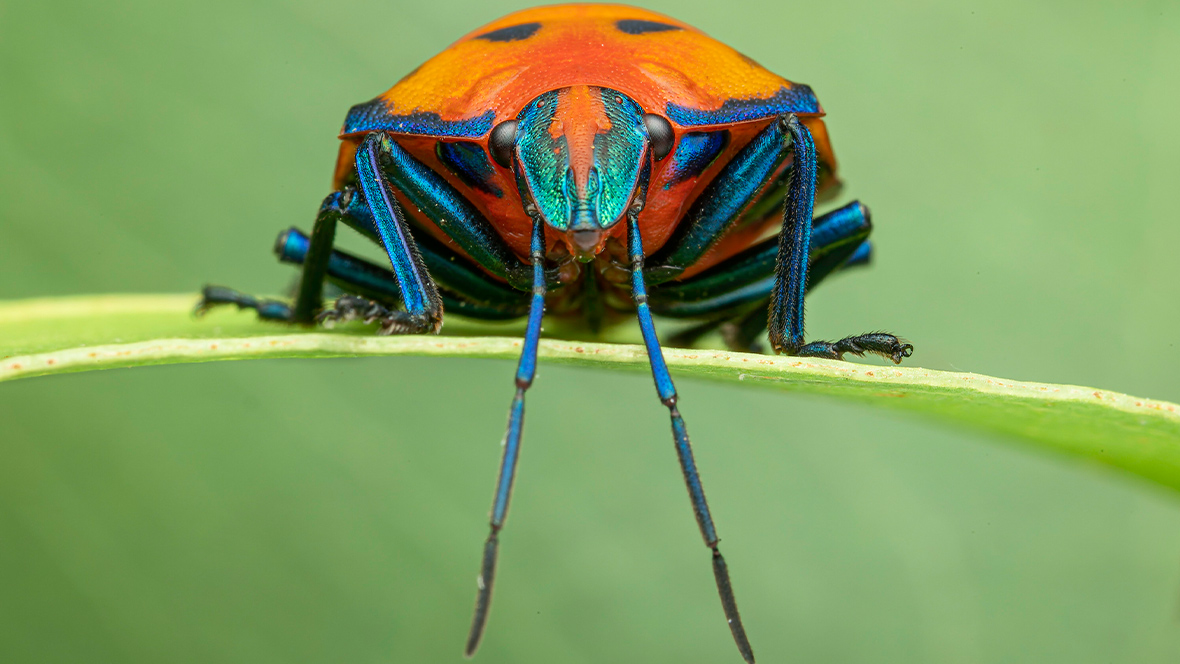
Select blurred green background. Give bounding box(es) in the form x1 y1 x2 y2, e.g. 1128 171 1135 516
2 1 1179 662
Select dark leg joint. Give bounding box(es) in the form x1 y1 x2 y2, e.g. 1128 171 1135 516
195 285 293 322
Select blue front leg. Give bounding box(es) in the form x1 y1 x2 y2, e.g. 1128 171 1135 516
769 117 912 363
374 131 533 290
350 131 444 334
275 227 530 320
637 113 912 363
767 116 816 353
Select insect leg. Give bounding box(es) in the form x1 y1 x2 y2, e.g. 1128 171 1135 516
200 128 541 325
767 115 816 353
290 192 341 322
769 117 912 363
657 202 872 350
649 200 873 320
332 131 444 334
195 193 349 322
194 286 294 321
371 132 533 290
276 227 529 320
464 212 547 657
843 240 872 268
645 119 792 285
807 202 874 290
327 186 533 314
661 241 871 352
629 214 756 664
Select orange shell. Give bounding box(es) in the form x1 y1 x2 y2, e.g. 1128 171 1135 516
332 4 841 278
341 4 824 136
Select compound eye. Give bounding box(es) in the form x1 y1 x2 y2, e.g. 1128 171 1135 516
643 113 674 161
488 120 518 168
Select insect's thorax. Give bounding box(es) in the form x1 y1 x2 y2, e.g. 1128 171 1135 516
333 110 835 294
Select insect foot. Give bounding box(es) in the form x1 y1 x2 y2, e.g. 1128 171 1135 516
795 333 914 364
315 294 440 335
194 285 293 322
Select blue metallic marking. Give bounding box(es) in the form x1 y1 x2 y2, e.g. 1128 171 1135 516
616 19 681 34
666 85 820 127
628 210 755 664
437 141 504 197
768 116 818 352
355 133 441 323
476 22 541 42
665 131 727 189
647 119 789 282
466 213 547 657
343 99 494 137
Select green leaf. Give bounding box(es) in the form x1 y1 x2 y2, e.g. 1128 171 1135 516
3 294 1178 493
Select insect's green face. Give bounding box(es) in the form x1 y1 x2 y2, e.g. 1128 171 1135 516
496 86 651 259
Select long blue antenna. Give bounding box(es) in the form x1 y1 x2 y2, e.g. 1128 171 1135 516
465 211 546 657
628 213 755 664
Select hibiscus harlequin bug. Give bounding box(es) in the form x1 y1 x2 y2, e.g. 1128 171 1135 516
199 5 913 661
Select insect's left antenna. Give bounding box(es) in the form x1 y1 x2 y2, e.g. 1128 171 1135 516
627 208 756 663
465 209 547 657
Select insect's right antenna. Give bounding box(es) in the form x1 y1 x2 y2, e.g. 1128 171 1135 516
464 209 546 657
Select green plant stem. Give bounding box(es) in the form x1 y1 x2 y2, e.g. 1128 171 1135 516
3 294 1178 493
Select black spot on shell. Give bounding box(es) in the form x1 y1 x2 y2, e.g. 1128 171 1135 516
616 19 682 35
436 141 503 197
476 22 541 42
